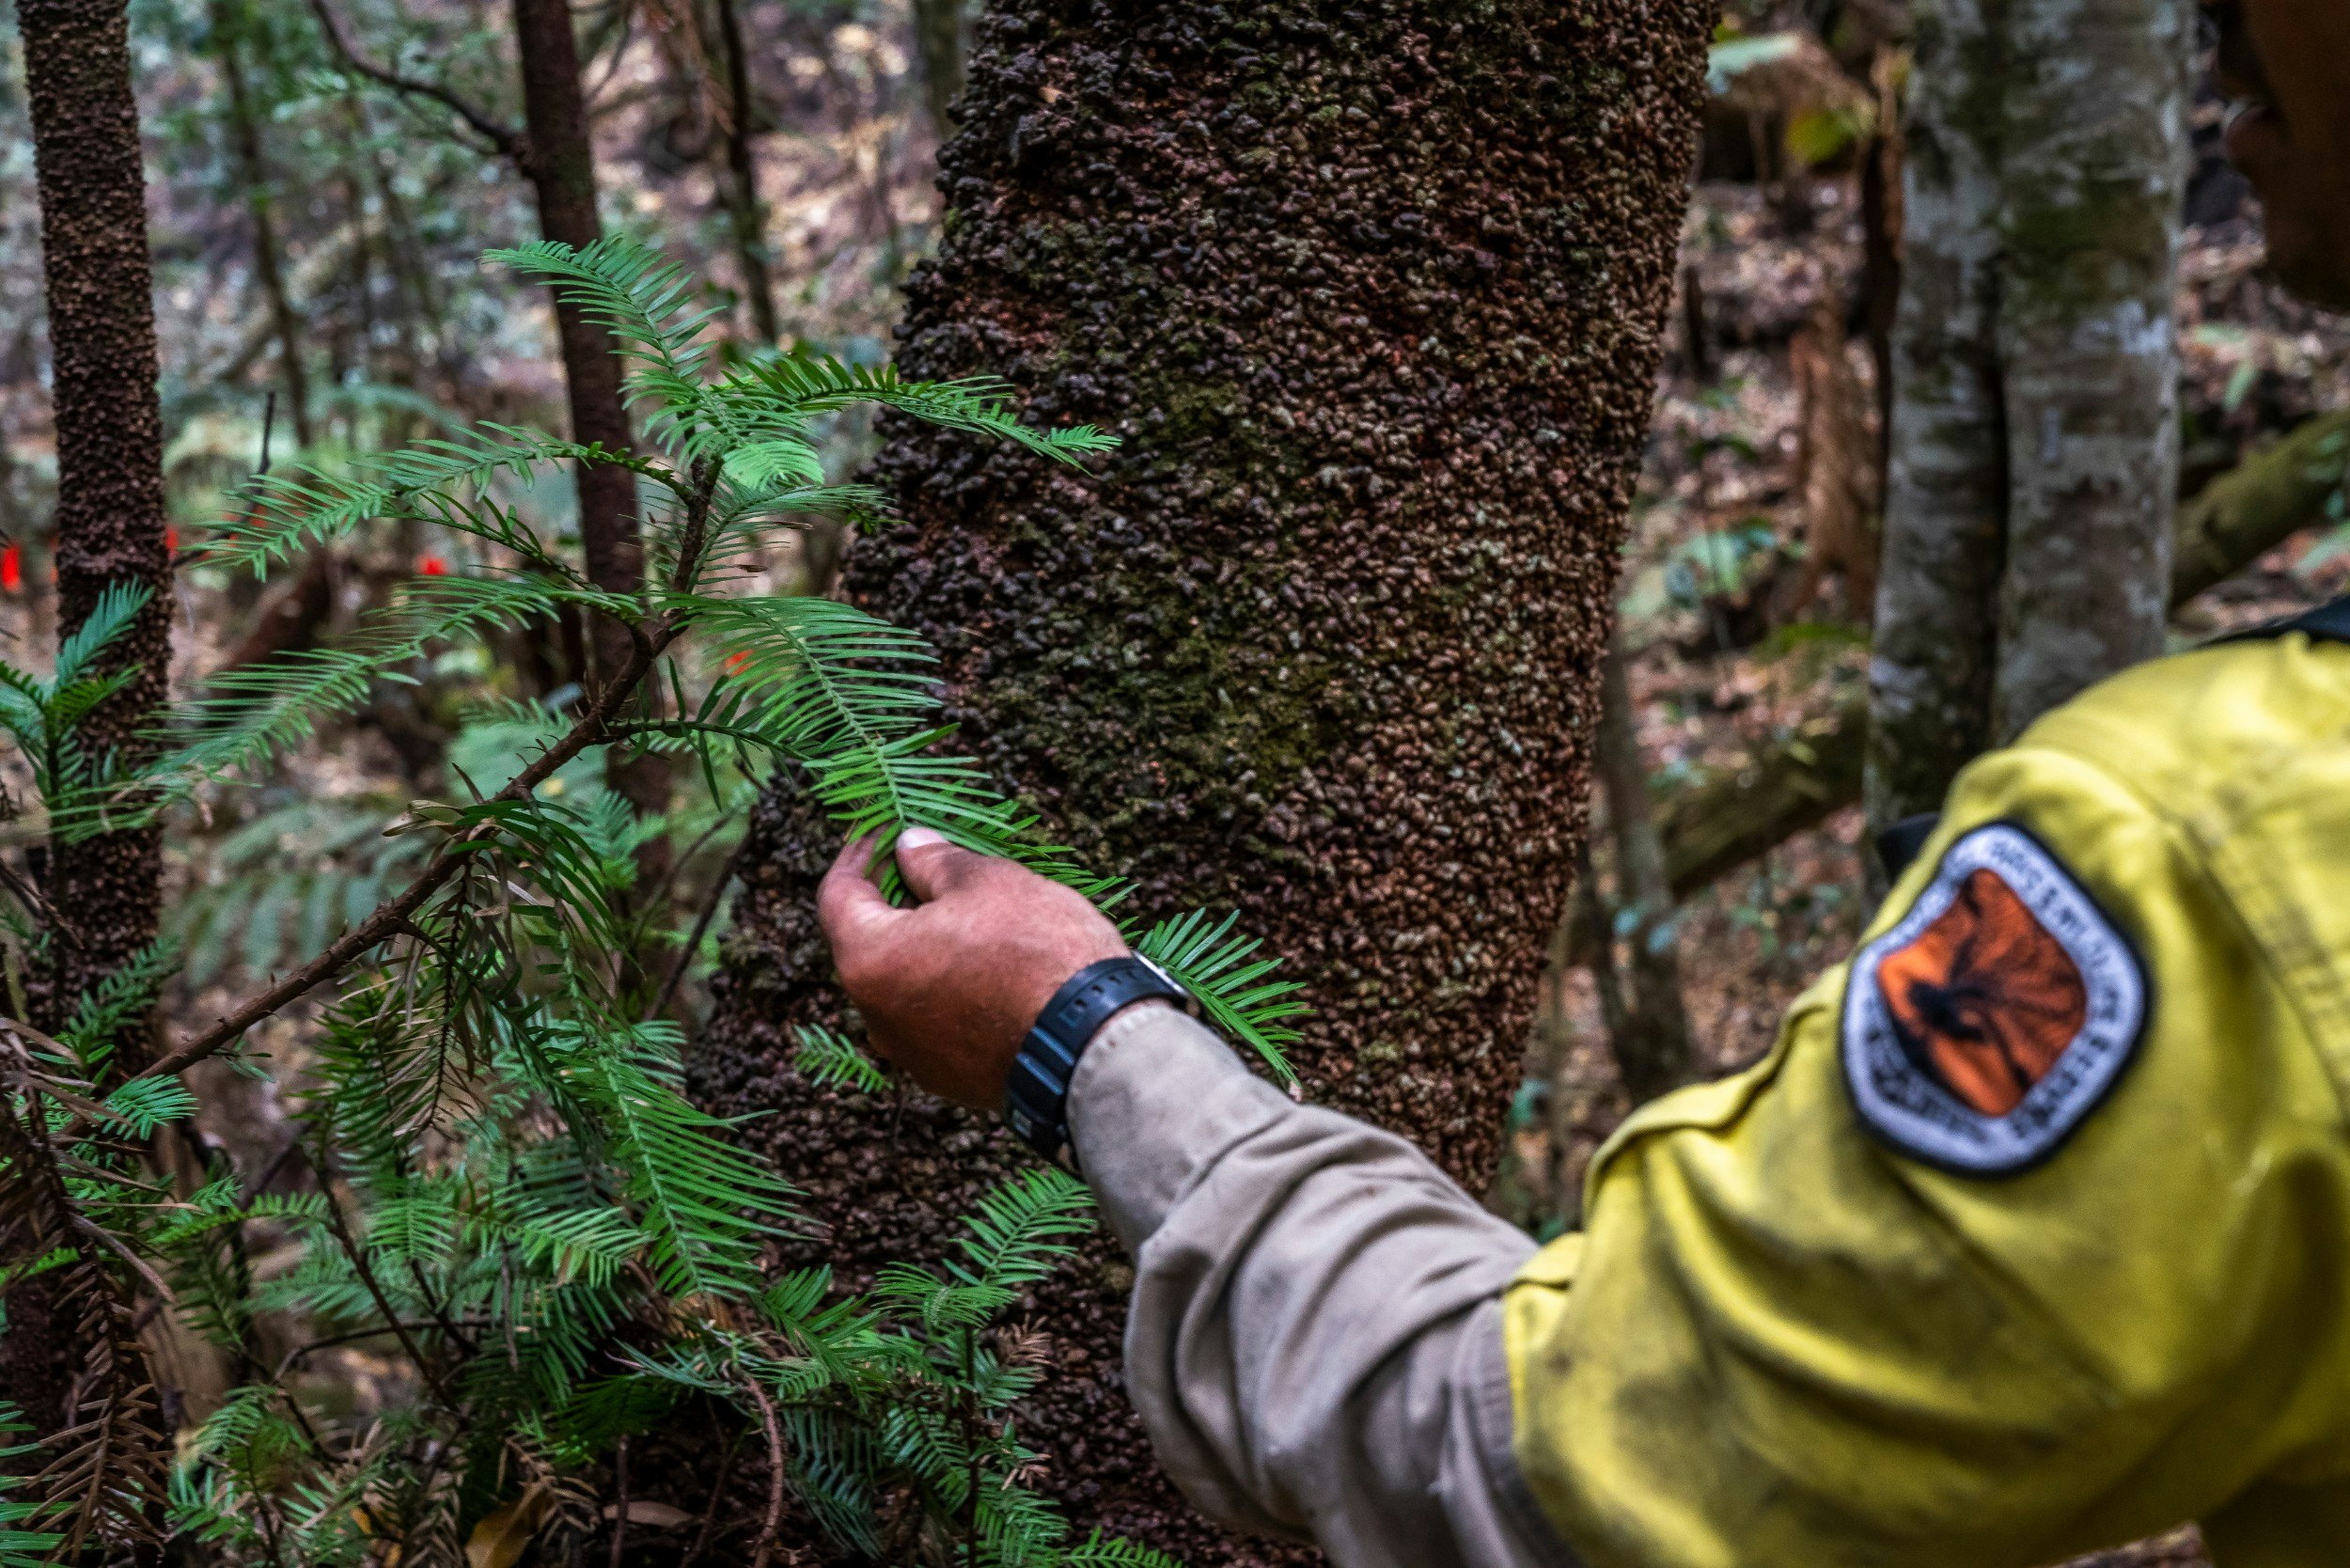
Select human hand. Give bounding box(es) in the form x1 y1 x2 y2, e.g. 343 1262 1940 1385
817 827 1130 1108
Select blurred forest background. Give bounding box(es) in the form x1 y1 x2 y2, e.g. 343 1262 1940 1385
0 0 2341 1561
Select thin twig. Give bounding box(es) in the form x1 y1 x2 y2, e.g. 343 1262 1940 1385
608 1434 630 1568
128 619 676 1090
677 1432 739 1568
314 1147 458 1407
742 1374 787 1568
68 1213 174 1305
123 458 728 1091
0 853 79 948
306 0 527 165
962 1327 979 1568
271 1320 462 1384
647 839 743 1023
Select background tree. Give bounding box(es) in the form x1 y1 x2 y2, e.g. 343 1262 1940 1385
696 1 1712 1558
2 0 177 1501
1869 0 2194 840
314 0 672 825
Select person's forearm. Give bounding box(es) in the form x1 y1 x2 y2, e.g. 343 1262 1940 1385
1068 1004 1574 1568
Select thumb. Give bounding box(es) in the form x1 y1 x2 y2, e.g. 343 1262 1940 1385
892 826 990 903
818 833 903 956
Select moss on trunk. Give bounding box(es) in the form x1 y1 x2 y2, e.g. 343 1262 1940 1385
695 2 1706 1558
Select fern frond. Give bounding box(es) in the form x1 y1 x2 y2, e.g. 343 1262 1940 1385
1131 910 1308 1083
202 424 644 579
165 573 584 785
52 582 151 693
791 1027 889 1095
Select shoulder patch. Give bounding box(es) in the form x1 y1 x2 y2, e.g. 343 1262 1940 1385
1841 823 2147 1175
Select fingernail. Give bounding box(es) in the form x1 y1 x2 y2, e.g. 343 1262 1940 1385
897 826 948 851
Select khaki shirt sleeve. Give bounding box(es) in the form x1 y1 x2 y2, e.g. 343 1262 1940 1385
1067 1003 1572 1568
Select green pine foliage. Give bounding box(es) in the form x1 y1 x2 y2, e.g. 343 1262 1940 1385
0 238 1305 1565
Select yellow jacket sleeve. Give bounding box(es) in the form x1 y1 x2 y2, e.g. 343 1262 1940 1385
1505 634 2350 1568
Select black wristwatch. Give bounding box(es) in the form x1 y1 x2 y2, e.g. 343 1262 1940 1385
1002 955 1187 1170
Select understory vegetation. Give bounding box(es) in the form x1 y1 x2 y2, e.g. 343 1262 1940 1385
0 239 1299 1567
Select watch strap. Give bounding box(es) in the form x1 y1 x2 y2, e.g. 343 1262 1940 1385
1003 955 1186 1170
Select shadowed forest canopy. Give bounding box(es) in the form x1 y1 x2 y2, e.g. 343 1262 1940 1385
0 0 2339 1564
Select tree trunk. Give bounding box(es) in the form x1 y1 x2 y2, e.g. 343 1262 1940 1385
7 0 174 1445
17 0 175 1044
711 0 779 342
509 0 670 826
213 0 315 448
1865 0 2009 837
910 0 965 139
1868 0 2190 843
1592 641 1692 1103
695 2 1709 1559
1989 0 2189 740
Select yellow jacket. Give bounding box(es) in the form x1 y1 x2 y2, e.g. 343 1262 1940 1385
1507 622 2350 1565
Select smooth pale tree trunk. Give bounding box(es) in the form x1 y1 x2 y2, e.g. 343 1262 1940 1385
695 2 1710 1558
1866 0 2009 835
1989 0 2188 739
1868 0 2190 841
5 0 175 1485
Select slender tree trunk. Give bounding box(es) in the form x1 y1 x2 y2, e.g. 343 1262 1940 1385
509 0 670 830
7 0 175 1445
910 0 964 139
711 0 778 342
213 0 314 448
1866 0 2008 837
695 3 1709 1558
1869 0 2190 845
1989 0 2188 739
17 0 174 1043
1592 641 1692 1104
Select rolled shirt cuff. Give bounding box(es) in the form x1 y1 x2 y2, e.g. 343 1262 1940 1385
1065 1000 1295 1256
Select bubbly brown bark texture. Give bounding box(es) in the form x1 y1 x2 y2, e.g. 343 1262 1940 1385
8 0 174 1446
695 2 1707 1559
18 0 174 1042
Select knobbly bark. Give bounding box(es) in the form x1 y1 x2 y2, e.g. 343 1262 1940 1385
694 2 1709 1559
17 0 174 1043
8 0 174 1441
1870 0 2191 839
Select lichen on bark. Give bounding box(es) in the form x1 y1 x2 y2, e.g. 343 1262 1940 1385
693 2 1708 1558
1870 0 2191 841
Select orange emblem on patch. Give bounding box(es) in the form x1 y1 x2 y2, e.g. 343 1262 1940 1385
1876 868 2089 1117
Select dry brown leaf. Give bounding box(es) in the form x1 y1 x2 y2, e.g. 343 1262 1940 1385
599 1499 697 1529
465 1486 551 1568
